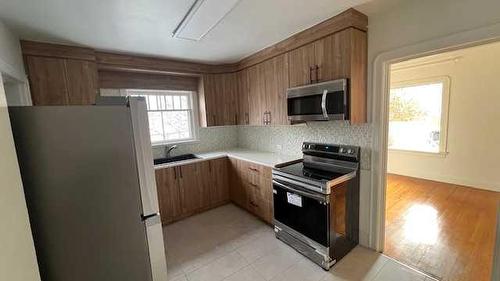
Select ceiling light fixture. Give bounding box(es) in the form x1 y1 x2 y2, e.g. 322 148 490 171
172 0 241 41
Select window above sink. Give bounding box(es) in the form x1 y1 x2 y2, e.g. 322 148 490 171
126 89 199 146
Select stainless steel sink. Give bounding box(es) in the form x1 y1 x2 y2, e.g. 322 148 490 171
153 154 200 165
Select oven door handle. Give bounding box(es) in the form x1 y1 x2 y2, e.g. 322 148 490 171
273 180 327 203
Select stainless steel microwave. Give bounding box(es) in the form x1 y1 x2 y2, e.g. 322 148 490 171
286 78 348 122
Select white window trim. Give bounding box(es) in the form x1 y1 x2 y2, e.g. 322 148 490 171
124 89 200 146
388 76 451 155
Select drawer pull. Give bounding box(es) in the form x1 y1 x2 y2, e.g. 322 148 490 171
248 167 259 172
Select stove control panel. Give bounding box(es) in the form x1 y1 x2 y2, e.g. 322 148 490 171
302 142 360 159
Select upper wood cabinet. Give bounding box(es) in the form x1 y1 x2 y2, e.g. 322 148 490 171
26 56 98 105
245 53 289 126
22 41 99 106
199 73 238 127
236 69 250 125
288 28 367 123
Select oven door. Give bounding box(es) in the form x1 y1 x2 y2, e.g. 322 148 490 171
286 79 348 121
272 179 330 247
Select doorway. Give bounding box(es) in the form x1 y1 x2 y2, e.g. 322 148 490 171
383 42 500 281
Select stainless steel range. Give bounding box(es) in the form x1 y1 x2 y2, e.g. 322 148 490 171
272 142 360 270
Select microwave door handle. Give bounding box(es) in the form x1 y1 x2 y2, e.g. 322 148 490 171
321 89 329 119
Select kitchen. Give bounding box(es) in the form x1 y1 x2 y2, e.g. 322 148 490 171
1 1 500 281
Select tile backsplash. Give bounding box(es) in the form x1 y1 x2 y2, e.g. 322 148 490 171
152 121 372 170
237 121 372 170
152 126 238 159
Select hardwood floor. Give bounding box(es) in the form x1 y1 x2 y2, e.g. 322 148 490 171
384 174 500 281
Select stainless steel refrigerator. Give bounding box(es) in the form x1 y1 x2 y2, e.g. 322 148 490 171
8 97 168 281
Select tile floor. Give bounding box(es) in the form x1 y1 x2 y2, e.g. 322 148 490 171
164 204 436 281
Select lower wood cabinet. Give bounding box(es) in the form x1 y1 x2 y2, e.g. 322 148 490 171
229 158 273 224
155 157 272 225
155 158 229 225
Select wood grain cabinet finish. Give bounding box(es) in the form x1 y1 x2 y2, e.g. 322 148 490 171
207 158 230 205
154 167 181 225
154 158 230 225
287 28 367 123
178 163 211 216
199 73 238 127
228 158 273 224
25 55 98 105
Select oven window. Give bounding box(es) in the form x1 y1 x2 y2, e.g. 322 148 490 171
273 183 329 246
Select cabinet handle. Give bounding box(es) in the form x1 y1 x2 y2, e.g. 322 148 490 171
245 113 249 125
268 111 272 124
173 167 177 179
309 66 314 84
248 167 259 172
249 182 259 188
212 114 216 125
179 167 183 178
235 114 238 124
209 161 212 172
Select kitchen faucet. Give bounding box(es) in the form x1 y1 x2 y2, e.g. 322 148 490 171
165 145 178 158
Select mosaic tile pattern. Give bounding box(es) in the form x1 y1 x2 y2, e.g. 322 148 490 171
152 126 238 158
237 121 372 170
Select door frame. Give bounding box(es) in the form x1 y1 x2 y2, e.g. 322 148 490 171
369 22 500 252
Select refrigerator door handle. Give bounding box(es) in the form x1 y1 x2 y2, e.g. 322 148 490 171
129 97 161 217
141 212 160 221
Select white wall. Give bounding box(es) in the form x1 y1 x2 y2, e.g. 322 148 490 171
354 0 500 248
387 43 500 191
0 20 40 281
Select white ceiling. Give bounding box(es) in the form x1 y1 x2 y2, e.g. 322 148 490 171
0 0 371 64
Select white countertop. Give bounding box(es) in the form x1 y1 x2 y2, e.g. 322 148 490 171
153 148 300 170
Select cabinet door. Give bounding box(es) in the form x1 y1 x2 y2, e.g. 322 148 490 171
263 54 289 125
65 59 98 105
155 167 181 224
229 158 247 207
209 158 229 206
26 56 69 105
237 70 249 125
222 72 238 125
201 74 220 126
247 63 266 125
314 30 350 83
178 163 207 215
288 43 315 88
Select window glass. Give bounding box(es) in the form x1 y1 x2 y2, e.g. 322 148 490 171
127 90 197 145
388 81 446 153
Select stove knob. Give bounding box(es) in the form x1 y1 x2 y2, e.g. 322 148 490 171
339 148 344 153
347 149 353 154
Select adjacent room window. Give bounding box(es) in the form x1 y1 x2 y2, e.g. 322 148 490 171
127 89 198 145
388 77 450 154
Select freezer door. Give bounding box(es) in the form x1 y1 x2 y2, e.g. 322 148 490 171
9 105 157 281
129 97 160 217
145 215 168 281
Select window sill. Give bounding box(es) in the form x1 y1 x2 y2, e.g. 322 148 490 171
151 139 200 147
388 149 448 158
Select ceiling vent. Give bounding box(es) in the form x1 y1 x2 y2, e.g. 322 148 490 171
172 0 241 41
